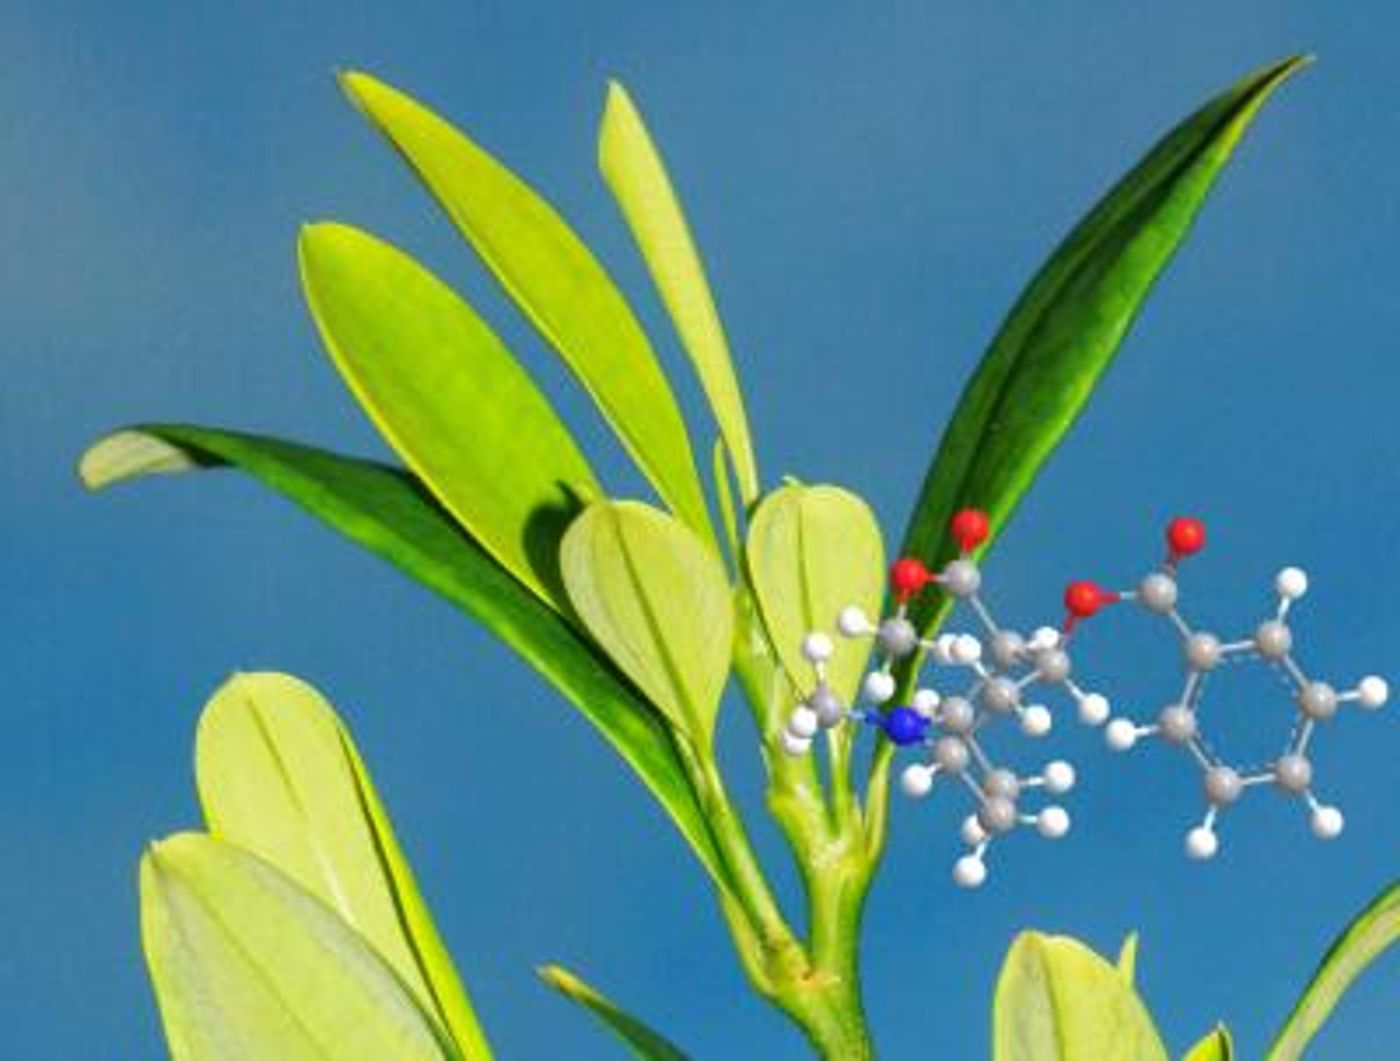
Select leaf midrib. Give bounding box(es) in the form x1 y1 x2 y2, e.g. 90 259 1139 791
156 853 345 1061
612 510 706 734
337 727 470 1054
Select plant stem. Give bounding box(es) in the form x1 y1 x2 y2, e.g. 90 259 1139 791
778 847 875 1060
699 584 879 1055
680 725 878 1056
862 741 896 863
731 589 834 856
688 749 801 964
861 597 955 859
777 978 874 1061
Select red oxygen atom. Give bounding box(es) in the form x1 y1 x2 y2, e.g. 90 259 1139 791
890 558 932 600
950 508 991 553
1167 516 1206 559
1064 580 1111 619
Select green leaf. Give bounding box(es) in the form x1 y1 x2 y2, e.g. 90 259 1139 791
538 964 690 1061
340 71 714 543
79 426 729 892
746 483 884 704
299 220 599 610
142 833 461 1061
711 438 741 564
1267 878 1400 1060
195 672 490 1059
1118 931 1140 986
1184 1024 1233 1061
993 931 1169 1061
900 57 1308 603
599 81 759 503
561 500 733 746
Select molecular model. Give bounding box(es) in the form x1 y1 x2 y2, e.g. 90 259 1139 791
1062 516 1391 860
780 509 1108 888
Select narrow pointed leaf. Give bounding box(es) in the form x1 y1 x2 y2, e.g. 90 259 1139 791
711 438 741 564
1118 932 1140 986
994 931 1168 1061
340 71 714 542
79 426 728 890
901 57 1308 618
538 964 689 1061
299 221 599 609
195 672 490 1058
142 833 461 1061
746 483 884 703
1185 1025 1233 1061
1267 878 1400 1060
600 81 759 503
561 500 733 745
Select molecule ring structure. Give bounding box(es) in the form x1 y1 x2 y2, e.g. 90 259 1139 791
780 508 1108 888
1064 516 1390 861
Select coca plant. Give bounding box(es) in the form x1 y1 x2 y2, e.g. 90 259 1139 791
83 55 1399 1058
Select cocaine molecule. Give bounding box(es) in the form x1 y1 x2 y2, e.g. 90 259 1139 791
780 508 1107 888
778 508 1392 885
1063 516 1390 860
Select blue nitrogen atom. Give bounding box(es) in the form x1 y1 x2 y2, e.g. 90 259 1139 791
878 705 930 746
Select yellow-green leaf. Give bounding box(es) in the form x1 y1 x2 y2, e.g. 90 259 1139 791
746 484 884 704
300 221 599 610
993 931 1168 1061
561 500 733 745
78 425 730 894
340 71 713 543
141 833 461 1061
1184 1024 1233 1061
195 672 490 1059
538 964 689 1060
599 81 759 503
711 438 741 564
1267 878 1400 1060
900 57 1308 635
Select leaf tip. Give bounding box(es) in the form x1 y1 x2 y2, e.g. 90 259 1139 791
1117 930 1140 985
139 839 164 877
336 68 418 139
536 964 568 988
198 671 334 756
78 429 200 491
1256 53 1315 95
144 831 205 877
297 221 365 291
598 79 638 166
997 929 1046 972
138 840 174 937
297 219 341 248
336 67 384 110
601 78 633 121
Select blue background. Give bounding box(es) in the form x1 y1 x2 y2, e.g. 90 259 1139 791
5 3 1399 1057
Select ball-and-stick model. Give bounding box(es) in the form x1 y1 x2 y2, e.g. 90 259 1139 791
1064 516 1390 860
780 509 1102 888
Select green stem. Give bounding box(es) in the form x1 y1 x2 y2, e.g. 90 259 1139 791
862 741 896 863
825 726 856 830
862 595 955 859
731 588 832 856
777 980 874 1061
679 720 878 1056
778 849 874 1060
696 584 878 1056
687 748 800 965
